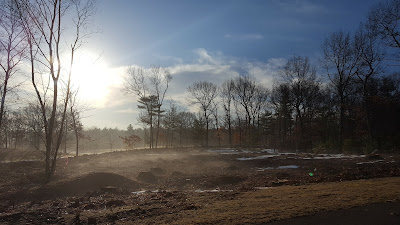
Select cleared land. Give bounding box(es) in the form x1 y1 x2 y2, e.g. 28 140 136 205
0 148 399 224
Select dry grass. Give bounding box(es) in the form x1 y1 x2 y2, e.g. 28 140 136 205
169 177 400 224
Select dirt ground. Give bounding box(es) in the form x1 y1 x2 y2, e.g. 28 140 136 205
0 147 399 224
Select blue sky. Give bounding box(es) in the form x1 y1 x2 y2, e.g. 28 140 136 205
88 0 380 66
78 0 383 129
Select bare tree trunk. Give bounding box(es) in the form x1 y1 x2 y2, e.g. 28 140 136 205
204 109 209 147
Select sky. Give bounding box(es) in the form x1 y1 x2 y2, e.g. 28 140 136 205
72 0 382 129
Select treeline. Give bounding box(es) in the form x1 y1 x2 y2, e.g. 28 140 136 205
134 71 398 153
1 0 400 156
129 0 400 153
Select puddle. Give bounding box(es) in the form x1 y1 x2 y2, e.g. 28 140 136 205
257 165 300 171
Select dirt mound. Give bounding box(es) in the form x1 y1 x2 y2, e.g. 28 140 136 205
150 167 165 175
17 172 139 202
137 171 157 183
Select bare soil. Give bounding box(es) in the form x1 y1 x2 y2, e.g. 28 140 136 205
0 148 399 224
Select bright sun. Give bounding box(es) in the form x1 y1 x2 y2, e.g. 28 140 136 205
71 51 119 107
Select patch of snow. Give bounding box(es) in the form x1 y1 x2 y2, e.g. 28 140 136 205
237 155 278 161
194 189 233 193
257 165 300 171
356 160 385 165
256 167 274 171
131 190 171 195
131 190 146 195
241 150 256 153
278 165 300 169
303 154 365 160
208 149 239 154
261 149 277 153
254 187 274 190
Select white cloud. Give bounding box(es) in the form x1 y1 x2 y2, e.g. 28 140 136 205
166 49 284 107
81 49 285 129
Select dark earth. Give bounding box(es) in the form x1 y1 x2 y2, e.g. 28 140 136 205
0 148 399 224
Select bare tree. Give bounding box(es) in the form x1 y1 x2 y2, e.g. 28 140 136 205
22 103 44 150
69 89 89 157
322 30 361 151
163 102 179 147
271 83 293 149
280 55 320 150
138 95 160 149
15 0 96 180
0 0 26 140
232 75 268 146
368 0 400 62
354 23 385 141
211 99 221 147
148 66 171 148
177 111 195 147
221 79 234 147
187 81 217 147
124 66 171 148
233 76 255 128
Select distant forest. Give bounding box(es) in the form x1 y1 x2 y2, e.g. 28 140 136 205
1 0 400 157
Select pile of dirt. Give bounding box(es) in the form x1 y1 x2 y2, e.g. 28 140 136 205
150 167 165 175
137 171 158 183
14 172 140 202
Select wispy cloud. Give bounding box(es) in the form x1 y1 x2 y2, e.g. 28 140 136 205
273 0 326 14
224 33 264 41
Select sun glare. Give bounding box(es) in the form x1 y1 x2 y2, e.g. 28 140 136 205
71 52 119 107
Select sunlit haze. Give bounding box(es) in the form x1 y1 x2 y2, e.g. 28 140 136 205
72 51 123 108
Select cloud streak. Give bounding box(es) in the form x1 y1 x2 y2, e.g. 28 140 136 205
224 33 264 40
